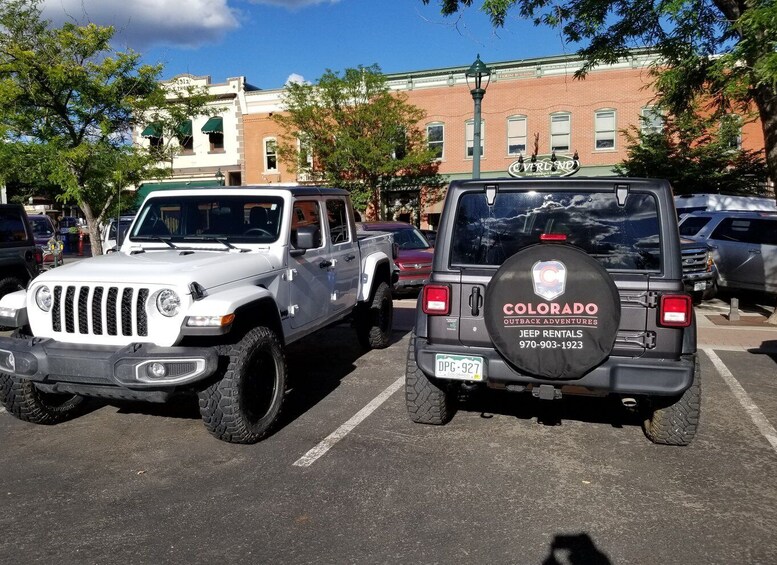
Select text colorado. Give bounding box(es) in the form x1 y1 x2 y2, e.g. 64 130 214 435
503 302 599 315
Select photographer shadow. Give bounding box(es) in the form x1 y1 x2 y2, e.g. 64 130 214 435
542 533 613 565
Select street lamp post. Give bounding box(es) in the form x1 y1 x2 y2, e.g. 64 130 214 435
215 168 225 186
466 55 491 179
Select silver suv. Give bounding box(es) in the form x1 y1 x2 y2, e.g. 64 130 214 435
678 210 777 295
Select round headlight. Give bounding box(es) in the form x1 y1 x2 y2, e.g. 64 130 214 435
156 289 181 317
35 286 52 312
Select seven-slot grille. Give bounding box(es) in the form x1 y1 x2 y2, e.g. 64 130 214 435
51 285 150 337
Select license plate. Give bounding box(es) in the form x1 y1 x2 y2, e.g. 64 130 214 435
435 354 484 381
693 281 707 291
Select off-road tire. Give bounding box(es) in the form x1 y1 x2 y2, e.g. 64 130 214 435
0 375 84 425
643 357 701 446
198 326 287 444
405 333 456 425
355 281 393 350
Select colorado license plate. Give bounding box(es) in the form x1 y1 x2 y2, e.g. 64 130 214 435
693 282 707 291
435 354 484 381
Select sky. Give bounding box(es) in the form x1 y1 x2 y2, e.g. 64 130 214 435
39 0 577 89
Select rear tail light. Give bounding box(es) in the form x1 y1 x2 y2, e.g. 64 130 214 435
659 294 693 327
34 246 43 266
392 243 399 260
422 284 450 315
540 233 567 242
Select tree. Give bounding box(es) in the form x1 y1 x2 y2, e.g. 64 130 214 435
423 0 777 187
615 110 769 195
273 65 444 219
0 0 214 255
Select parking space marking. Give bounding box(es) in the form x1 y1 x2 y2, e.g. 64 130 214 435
704 348 777 454
293 376 404 467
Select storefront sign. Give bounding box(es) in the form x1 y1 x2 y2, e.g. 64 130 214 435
508 154 579 178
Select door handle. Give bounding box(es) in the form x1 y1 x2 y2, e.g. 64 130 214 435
468 287 483 316
344 254 356 262
319 260 333 269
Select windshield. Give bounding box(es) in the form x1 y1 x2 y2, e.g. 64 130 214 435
131 195 284 244
30 217 54 237
388 227 431 250
451 190 661 272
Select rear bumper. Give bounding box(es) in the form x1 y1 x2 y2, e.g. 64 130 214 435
0 336 218 402
414 336 695 396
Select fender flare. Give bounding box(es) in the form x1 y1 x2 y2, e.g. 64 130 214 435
360 252 392 302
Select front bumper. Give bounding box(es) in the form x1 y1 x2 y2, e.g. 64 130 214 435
414 336 695 396
395 275 430 290
0 336 218 402
682 271 717 293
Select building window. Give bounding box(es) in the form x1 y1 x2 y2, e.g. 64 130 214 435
507 116 527 155
265 138 278 171
178 120 193 154
201 116 224 152
465 120 485 158
721 114 743 150
640 107 664 135
427 123 444 160
594 110 616 150
550 113 571 152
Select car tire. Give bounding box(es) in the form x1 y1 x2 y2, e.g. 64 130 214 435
0 276 25 300
355 281 393 350
405 332 456 425
642 356 701 446
198 326 287 444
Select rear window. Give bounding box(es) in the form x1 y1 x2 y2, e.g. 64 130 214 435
0 210 29 243
451 190 661 271
678 215 712 236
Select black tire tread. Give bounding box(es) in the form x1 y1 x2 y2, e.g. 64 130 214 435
643 358 701 446
198 326 287 444
0 373 83 425
405 333 456 425
356 281 393 350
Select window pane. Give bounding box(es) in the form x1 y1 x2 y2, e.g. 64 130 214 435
451 190 660 271
507 117 527 155
326 199 350 244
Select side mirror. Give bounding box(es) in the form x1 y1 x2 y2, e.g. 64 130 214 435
290 225 319 257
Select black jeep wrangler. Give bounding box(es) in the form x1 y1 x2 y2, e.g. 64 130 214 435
0 203 40 302
406 178 700 445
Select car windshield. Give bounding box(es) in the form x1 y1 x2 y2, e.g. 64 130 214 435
30 218 54 237
388 227 431 250
451 190 661 272
131 195 284 244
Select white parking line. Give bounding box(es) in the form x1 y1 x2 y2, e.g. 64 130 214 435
703 348 777 454
293 376 404 467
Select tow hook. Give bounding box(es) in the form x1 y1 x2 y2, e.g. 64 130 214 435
533 385 562 401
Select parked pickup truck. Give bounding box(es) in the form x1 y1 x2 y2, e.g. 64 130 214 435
0 186 396 443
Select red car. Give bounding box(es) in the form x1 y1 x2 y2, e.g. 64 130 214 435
357 221 433 295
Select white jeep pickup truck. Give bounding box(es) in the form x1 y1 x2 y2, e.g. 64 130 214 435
0 186 396 443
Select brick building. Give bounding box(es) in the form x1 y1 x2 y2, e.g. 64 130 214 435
137 51 765 228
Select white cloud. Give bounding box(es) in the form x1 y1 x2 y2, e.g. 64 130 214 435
247 0 340 7
285 73 306 85
40 0 240 49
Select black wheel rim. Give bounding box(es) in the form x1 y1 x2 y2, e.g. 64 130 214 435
242 349 278 424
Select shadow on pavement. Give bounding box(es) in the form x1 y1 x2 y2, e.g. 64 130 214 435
459 388 643 430
542 533 613 565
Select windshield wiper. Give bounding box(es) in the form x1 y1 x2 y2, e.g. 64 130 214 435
133 236 178 248
182 236 248 252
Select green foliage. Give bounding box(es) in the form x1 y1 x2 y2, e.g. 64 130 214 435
615 111 768 195
273 65 444 218
423 0 777 183
0 0 214 254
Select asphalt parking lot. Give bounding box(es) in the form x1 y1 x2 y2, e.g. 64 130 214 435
2 297 777 564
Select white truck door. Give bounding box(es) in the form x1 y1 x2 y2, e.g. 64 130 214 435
289 199 330 329
324 197 359 313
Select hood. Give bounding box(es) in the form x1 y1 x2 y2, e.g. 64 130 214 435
36 249 277 289
396 248 434 264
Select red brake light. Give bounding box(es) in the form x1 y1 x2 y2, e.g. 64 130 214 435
34 247 43 266
659 294 693 327
422 284 450 315
540 233 567 242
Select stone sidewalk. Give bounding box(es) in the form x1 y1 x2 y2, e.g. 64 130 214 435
696 299 777 352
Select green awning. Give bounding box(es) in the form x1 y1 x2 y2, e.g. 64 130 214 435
141 123 162 138
177 120 192 137
201 116 223 134
135 179 224 203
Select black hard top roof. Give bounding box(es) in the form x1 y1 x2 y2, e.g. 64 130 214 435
146 185 349 197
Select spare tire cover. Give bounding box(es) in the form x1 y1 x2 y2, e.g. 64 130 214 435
484 244 621 380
